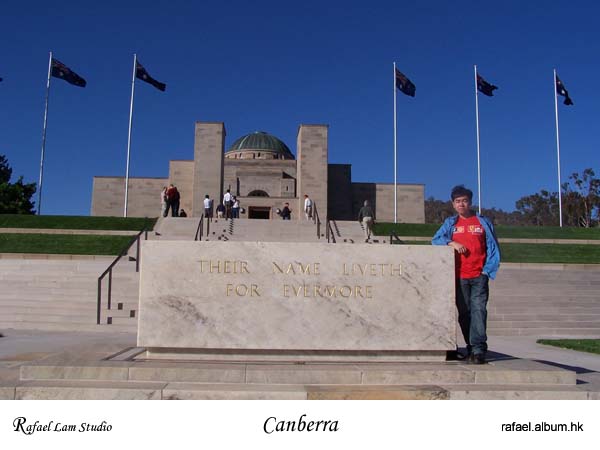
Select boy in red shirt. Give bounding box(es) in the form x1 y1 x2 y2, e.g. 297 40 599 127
432 185 501 364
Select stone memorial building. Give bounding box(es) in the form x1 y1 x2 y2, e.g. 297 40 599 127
91 121 424 222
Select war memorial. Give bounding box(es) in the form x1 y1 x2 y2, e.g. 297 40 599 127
0 119 599 400
91 122 425 222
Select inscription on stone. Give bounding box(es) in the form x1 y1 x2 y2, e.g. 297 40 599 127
137 241 456 352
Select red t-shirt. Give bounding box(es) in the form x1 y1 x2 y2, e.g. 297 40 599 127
451 215 486 279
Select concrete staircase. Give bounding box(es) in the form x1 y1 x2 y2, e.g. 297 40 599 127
154 217 322 242
0 258 138 333
488 266 600 337
329 220 387 244
3 345 595 399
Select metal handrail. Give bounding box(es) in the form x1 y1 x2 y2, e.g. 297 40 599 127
326 220 336 243
194 214 205 241
390 231 403 245
313 203 321 239
97 228 147 325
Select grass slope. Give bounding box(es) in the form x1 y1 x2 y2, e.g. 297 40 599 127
374 222 600 240
393 240 600 264
0 215 157 231
0 234 135 255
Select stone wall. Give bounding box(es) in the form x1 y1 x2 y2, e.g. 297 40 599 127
193 122 225 217
328 164 353 220
351 183 425 223
297 125 328 222
223 159 297 199
169 160 194 216
91 176 167 217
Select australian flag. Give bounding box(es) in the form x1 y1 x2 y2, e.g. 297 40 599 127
51 59 86 87
136 61 166 91
476 74 497 96
395 68 416 97
555 75 573 106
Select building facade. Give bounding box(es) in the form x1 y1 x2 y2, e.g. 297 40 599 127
91 121 425 222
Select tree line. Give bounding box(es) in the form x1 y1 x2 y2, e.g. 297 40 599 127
425 169 599 227
0 155 36 214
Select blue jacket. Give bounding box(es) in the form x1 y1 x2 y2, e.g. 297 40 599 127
431 214 501 280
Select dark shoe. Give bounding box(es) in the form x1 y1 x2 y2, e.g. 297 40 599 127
447 350 467 361
472 353 487 365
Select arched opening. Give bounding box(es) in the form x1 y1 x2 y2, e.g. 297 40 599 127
248 190 269 197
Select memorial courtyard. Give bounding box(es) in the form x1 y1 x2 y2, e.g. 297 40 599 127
0 216 599 400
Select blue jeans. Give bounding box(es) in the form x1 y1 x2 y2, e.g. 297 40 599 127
456 274 489 355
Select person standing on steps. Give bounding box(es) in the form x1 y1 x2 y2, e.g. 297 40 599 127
357 200 375 242
223 189 233 219
432 185 500 365
280 202 292 220
204 194 213 220
165 184 180 217
232 196 240 219
303 194 313 221
160 186 168 217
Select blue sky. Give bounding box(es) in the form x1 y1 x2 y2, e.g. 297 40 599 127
1 0 598 216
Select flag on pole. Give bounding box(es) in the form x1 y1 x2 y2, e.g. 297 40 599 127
476 74 497 96
135 61 166 91
555 75 573 105
395 68 415 97
51 59 86 87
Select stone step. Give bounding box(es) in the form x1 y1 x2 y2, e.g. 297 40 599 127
20 358 575 386
0 321 135 333
488 328 600 336
7 355 587 400
490 313 600 321
11 380 166 400
4 379 598 400
488 320 600 328
0 298 135 309
445 384 593 400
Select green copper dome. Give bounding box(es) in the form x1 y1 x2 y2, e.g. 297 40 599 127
226 131 294 160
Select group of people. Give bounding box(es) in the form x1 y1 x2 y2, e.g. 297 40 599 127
275 194 314 220
161 185 185 217
200 190 242 220
222 190 241 219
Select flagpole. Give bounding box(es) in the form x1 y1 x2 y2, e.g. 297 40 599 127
124 54 137 217
37 51 53 215
474 65 482 215
393 62 397 223
553 69 563 227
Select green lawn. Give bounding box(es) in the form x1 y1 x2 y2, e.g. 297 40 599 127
500 243 600 264
374 222 600 240
0 214 157 231
392 241 600 264
0 233 135 255
537 339 600 355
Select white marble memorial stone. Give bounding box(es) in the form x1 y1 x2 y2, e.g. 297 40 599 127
137 241 456 353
